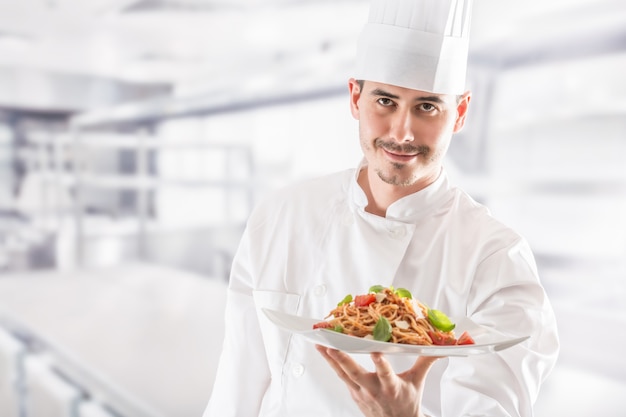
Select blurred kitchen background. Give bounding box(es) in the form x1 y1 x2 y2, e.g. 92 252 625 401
0 0 624 416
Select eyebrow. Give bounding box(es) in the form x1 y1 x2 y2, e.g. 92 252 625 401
370 88 400 99
370 88 446 104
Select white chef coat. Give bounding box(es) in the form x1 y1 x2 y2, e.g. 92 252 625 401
203 164 559 417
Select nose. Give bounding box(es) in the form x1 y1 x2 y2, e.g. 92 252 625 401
389 109 414 143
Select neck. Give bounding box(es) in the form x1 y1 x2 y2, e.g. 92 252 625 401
357 166 439 217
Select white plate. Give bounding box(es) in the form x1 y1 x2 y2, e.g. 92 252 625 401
262 308 529 357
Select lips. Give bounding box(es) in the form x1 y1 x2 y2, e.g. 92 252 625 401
385 149 418 157
375 139 427 163
381 147 420 162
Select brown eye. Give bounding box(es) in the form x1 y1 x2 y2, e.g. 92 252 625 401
377 98 394 106
419 103 437 112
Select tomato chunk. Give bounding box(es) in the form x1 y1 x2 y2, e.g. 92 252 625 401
354 294 377 307
312 321 333 330
456 331 475 345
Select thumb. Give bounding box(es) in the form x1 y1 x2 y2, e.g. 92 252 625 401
408 355 440 385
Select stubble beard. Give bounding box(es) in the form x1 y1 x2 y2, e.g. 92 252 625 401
374 138 431 187
375 166 415 187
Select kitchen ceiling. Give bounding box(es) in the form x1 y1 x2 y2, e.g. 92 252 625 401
0 0 624 112
0 0 370 85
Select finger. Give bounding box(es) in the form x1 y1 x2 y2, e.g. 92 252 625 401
370 352 396 387
315 345 361 391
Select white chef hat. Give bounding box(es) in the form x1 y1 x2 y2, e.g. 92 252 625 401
354 0 473 95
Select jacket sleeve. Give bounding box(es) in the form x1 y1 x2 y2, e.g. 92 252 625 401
439 238 559 417
202 226 270 417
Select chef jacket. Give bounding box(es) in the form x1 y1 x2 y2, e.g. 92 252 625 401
203 164 559 417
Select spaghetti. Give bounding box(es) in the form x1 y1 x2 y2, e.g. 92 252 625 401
313 286 474 346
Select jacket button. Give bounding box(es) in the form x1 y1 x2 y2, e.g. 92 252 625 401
313 284 327 297
390 227 406 239
292 363 305 377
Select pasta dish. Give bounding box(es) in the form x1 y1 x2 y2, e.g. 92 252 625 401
313 285 474 346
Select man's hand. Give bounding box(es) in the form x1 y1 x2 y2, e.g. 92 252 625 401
316 345 439 417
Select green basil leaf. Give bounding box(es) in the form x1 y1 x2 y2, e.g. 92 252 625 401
394 288 413 299
332 325 344 333
337 294 353 306
373 317 392 342
428 309 456 332
368 285 385 294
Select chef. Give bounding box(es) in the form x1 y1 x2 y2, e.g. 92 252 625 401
203 0 559 416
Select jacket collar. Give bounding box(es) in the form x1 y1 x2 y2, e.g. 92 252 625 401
349 159 452 222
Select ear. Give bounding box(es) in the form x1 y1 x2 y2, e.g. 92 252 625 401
348 78 362 120
453 91 471 133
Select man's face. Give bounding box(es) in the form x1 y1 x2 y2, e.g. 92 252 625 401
349 79 470 191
